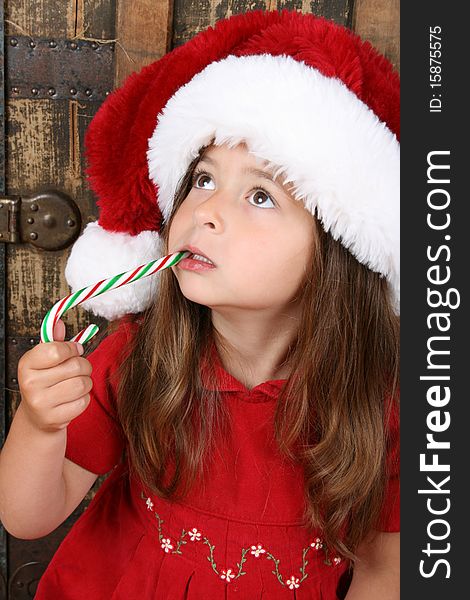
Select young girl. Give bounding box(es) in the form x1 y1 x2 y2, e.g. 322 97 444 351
0 9 399 599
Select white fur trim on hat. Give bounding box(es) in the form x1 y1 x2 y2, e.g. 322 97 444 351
147 53 400 314
65 221 163 321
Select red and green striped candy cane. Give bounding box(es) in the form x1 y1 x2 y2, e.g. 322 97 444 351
40 251 190 345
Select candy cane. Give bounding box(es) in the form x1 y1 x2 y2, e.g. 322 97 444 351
40 251 190 344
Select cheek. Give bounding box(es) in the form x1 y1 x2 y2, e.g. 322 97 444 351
228 229 273 270
229 229 309 295
261 226 313 291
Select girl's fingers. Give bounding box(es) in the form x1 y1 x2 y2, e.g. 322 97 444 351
24 357 92 391
23 340 84 371
34 376 93 409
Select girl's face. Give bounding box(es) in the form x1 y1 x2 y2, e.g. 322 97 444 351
168 142 316 311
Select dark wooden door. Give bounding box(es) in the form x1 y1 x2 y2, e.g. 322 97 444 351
0 1 398 598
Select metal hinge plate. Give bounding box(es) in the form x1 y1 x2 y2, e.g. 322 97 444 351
6 35 114 102
0 190 82 250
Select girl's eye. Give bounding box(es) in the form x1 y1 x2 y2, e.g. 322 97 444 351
192 171 215 190
191 169 276 209
248 189 275 209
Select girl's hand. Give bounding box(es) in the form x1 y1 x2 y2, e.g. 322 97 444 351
17 319 93 433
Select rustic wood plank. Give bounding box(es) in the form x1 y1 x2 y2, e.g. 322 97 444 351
0 1 7 590
171 0 352 49
115 0 173 88
5 0 70 37
5 0 117 342
6 99 101 336
351 0 399 72
83 0 116 39
309 0 351 24
5 0 115 38
7 100 76 333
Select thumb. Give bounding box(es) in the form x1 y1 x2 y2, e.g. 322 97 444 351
52 318 66 342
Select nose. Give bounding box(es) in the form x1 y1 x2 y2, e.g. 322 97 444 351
192 192 225 231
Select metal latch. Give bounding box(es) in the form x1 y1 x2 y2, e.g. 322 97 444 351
0 190 82 250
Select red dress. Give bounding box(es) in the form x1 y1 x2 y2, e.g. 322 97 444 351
35 319 399 599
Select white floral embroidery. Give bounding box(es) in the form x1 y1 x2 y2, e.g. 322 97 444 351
250 543 266 558
220 568 235 582
140 489 341 588
286 576 300 590
161 538 173 553
188 527 202 542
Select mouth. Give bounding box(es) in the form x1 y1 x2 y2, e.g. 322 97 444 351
177 245 216 268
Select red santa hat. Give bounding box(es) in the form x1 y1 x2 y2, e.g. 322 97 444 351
65 8 400 320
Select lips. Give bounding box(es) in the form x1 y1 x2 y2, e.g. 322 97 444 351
179 244 216 266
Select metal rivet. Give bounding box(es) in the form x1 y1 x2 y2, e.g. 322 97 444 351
67 218 76 227
30 203 38 212
11 86 20 94
43 214 56 227
91 42 98 50
29 232 38 240
31 88 39 96
85 89 92 97
48 87 56 96
70 88 77 95
70 41 78 50
29 40 36 48
10 38 18 46
12 339 17 344
12 378 18 385
27 217 34 224
49 40 57 48
30 339 36 345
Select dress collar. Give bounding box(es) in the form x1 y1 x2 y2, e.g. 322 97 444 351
200 341 287 399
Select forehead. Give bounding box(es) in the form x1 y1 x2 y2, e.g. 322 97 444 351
199 142 297 197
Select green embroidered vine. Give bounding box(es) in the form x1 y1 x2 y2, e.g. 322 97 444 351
140 491 343 589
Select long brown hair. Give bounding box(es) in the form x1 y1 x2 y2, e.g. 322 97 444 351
115 144 400 561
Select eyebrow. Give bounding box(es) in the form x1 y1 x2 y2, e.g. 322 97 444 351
198 155 286 190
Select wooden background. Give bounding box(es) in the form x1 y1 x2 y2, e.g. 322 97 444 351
1 0 399 597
